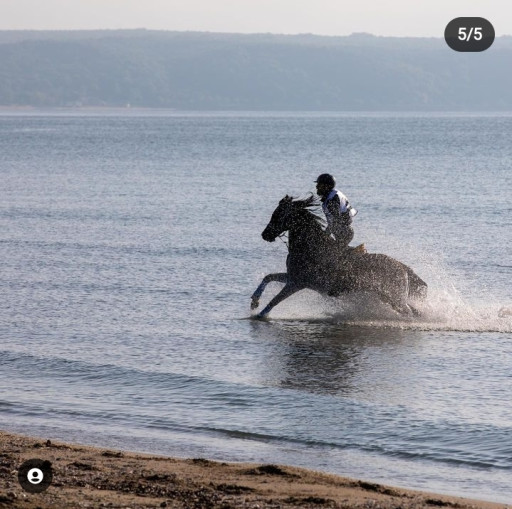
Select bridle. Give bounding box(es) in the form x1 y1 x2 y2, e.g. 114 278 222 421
274 200 293 250
277 232 289 250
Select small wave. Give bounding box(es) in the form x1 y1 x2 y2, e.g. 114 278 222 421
0 349 237 390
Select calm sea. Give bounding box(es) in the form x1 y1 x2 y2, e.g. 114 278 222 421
1 111 511 503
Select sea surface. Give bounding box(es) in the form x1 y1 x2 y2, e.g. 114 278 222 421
1 111 511 503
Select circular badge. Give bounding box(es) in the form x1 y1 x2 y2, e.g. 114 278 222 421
18 459 53 493
445 17 495 52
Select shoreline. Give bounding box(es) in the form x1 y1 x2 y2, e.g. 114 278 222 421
0 431 507 508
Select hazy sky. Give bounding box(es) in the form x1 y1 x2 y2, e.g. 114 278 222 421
0 0 510 37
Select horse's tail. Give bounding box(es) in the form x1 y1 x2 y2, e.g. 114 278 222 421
406 266 428 300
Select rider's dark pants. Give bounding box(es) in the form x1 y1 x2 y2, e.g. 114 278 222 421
334 226 354 249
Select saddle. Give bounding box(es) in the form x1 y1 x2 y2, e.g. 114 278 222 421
350 243 367 254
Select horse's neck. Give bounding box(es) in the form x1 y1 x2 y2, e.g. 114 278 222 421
289 214 323 251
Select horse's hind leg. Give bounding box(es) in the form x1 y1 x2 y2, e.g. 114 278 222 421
379 292 413 316
408 304 422 317
377 276 413 317
406 266 428 300
251 272 287 310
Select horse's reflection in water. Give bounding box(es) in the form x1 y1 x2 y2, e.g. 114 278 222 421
249 319 417 397
251 195 427 319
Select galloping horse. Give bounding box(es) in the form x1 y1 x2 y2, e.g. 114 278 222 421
251 195 427 318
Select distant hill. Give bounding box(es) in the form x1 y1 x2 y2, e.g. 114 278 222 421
0 29 511 110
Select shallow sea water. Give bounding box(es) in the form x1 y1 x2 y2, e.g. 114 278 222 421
0 111 511 502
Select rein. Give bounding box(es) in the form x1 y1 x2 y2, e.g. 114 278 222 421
277 232 289 250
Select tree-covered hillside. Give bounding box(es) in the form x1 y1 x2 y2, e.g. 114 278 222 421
0 30 511 110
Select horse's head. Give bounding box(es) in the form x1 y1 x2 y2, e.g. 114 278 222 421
261 195 294 242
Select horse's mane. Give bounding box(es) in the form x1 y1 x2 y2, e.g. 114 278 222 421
286 194 326 229
291 194 318 209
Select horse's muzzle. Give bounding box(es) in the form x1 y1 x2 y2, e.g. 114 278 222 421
261 229 276 242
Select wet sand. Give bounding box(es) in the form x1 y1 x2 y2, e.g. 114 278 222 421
0 431 507 508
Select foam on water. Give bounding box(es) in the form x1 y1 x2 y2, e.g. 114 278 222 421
256 293 512 333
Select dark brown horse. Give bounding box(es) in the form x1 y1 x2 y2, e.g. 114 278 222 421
251 195 427 318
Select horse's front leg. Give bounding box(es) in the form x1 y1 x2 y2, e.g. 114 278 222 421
251 272 288 310
256 282 303 318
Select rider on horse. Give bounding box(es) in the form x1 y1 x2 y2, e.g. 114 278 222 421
315 173 357 251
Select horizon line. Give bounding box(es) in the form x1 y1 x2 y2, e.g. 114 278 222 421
2 28 511 39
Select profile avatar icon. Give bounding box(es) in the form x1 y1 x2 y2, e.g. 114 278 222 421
27 467 44 484
18 459 53 493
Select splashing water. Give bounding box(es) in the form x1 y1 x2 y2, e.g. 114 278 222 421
253 251 512 333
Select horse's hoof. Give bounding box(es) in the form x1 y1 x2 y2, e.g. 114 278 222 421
250 297 259 310
253 310 270 320
409 305 422 317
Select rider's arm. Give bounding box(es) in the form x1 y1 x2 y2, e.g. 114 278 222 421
326 194 341 218
326 194 351 230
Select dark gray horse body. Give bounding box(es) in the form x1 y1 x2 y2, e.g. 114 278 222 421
251 195 427 318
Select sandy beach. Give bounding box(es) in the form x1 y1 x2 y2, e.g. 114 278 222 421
0 431 507 509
